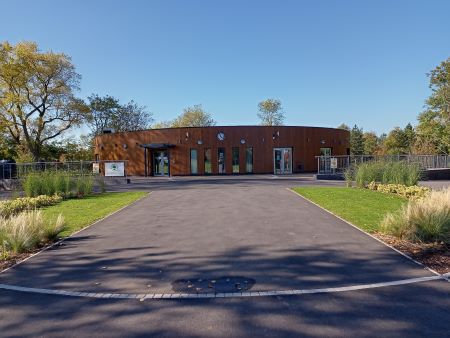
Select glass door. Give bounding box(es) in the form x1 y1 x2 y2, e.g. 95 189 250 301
153 150 169 176
273 148 292 174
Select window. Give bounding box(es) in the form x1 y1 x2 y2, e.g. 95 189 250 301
232 147 239 173
204 148 212 174
246 147 253 173
218 148 226 174
320 147 332 156
190 149 198 174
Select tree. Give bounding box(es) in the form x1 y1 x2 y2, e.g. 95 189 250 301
0 41 89 161
403 123 416 154
86 94 120 136
170 104 216 127
415 58 450 154
0 128 16 159
257 98 285 126
350 125 364 155
86 94 153 135
362 132 379 155
337 123 350 131
382 124 416 154
383 127 408 154
152 121 172 129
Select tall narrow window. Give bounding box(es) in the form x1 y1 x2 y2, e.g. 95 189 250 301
204 148 212 174
190 149 198 174
246 147 253 173
232 147 239 173
320 147 332 156
218 148 226 174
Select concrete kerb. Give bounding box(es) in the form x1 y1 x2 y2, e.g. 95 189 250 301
0 192 151 275
287 188 449 282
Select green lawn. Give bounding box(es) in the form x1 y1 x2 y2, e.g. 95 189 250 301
292 187 406 233
42 192 148 237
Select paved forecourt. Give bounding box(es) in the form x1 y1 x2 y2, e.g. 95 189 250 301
0 177 449 337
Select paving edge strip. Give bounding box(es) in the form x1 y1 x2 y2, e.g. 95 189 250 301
287 188 449 281
0 274 448 300
0 192 151 275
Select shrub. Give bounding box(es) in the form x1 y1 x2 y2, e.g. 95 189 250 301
0 210 65 254
367 182 430 200
0 195 62 218
380 187 450 244
354 160 421 188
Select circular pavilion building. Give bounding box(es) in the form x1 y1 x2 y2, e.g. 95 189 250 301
94 126 350 176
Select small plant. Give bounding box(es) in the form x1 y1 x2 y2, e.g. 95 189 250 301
43 214 66 241
344 166 354 187
380 187 450 244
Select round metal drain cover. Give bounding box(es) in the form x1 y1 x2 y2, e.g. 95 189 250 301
172 276 255 293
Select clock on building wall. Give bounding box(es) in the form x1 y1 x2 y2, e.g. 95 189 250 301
217 132 225 141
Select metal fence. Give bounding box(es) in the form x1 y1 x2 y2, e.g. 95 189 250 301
0 160 128 180
316 155 450 175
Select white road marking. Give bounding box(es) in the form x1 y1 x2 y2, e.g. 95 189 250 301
0 274 446 300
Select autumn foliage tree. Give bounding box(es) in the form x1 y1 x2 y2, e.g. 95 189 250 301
0 41 89 161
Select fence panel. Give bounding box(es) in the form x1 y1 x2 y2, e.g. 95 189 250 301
316 155 449 174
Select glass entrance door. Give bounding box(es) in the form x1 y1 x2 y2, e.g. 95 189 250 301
273 148 292 175
153 150 169 176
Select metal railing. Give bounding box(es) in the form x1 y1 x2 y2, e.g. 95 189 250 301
0 160 128 180
316 155 450 175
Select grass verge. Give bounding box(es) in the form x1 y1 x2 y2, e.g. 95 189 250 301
292 187 406 233
42 192 147 237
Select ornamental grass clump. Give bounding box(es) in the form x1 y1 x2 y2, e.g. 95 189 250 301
354 160 421 188
0 210 65 254
75 175 93 197
380 187 450 244
22 171 95 198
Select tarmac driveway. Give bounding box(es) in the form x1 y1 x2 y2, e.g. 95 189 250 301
0 180 449 337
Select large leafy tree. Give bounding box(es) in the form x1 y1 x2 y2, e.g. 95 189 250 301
257 98 285 126
168 104 216 128
416 58 450 154
382 124 415 154
86 94 153 135
0 41 89 161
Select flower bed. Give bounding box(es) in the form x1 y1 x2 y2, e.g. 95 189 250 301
367 182 430 199
0 195 62 218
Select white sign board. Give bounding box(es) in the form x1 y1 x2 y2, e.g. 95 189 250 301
92 162 100 174
330 157 338 169
104 162 125 177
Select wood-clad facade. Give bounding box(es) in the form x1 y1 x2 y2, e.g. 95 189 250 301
94 126 350 176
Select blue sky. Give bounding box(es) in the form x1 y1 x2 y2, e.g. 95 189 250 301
2 0 450 134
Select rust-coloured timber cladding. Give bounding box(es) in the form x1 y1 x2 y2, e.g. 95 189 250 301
94 126 350 176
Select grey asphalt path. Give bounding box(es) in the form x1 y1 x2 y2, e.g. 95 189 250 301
0 178 449 337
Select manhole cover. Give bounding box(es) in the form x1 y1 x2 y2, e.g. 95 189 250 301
172 276 255 293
